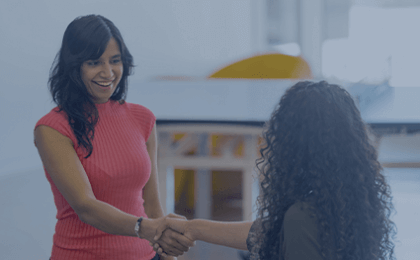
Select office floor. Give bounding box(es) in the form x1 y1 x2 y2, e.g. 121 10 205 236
178 241 246 260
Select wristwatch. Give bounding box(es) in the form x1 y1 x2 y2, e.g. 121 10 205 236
134 217 143 238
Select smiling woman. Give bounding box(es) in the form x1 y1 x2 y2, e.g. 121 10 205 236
81 38 123 104
48 15 134 159
33 15 194 260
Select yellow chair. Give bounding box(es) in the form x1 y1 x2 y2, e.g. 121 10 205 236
208 53 312 79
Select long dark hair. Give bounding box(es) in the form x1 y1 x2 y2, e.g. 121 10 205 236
254 81 396 259
49 14 134 158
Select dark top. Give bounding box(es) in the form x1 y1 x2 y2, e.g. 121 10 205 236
246 201 323 260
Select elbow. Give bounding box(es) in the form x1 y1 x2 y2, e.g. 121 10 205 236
77 212 90 225
72 198 96 224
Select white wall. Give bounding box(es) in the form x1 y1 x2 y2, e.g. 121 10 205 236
378 135 420 163
126 79 295 121
0 0 267 178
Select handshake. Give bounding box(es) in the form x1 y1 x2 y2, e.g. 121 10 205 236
138 213 251 258
139 213 197 258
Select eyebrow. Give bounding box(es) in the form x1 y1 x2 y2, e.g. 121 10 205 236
87 54 121 62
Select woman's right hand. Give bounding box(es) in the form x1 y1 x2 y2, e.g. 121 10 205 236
150 215 196 257
140 214 195 257
152 219 253 255
156 215 195 241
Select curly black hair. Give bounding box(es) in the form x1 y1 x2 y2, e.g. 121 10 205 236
253 81 396 260
49 14 134 158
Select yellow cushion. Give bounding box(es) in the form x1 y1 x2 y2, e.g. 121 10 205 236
209 53 312 79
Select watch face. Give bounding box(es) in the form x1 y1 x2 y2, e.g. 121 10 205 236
135 222 139 231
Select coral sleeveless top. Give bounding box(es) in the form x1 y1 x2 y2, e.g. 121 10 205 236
34 100 156 260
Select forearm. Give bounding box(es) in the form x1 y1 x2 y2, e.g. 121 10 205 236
79 200 178 260
80 175 165 237
144 199 164 219
78 198 139 237
189 220 253 250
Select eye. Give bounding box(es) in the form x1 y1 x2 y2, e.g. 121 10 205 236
86 60 100 66
111 59 122 64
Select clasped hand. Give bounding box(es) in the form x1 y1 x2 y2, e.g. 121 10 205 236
143 213 195 257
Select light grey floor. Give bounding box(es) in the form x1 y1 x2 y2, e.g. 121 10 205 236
178 242 246 260
0 168 419 260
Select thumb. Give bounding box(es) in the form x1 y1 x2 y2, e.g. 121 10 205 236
153 220 166 241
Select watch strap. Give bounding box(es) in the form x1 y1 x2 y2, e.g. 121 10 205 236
134 217 143 238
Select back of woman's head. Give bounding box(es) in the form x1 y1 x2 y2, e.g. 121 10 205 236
49 15 134 158
261 81 374 199
254 81 396 260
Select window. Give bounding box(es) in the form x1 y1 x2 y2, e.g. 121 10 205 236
322 6 420 87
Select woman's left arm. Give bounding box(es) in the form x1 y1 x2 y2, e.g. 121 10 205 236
143 123 192 259
143 124 164 220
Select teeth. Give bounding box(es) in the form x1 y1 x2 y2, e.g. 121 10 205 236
95 81 112 87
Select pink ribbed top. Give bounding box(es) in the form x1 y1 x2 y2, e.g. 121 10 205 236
34 100 156 260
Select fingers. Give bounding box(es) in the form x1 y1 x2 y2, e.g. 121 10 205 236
155 240 184 256
161 230 189 252
158 248 167 258
153 218 167 241
151 214 187 242
149 215 193 257
153 228 193 256
149 242 165 256
169 229 195 248
156 246 168 258
151 215 185 242
163 229 191 251
149 242 172 258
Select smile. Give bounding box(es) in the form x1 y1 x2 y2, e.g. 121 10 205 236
93 80 114 88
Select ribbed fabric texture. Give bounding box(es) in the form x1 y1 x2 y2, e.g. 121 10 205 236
35 100 157 260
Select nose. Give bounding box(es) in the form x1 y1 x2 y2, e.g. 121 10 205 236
100 62 114 79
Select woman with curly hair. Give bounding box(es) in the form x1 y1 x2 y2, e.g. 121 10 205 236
152 80 396 260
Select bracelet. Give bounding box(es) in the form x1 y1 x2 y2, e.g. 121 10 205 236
134 217 143 238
